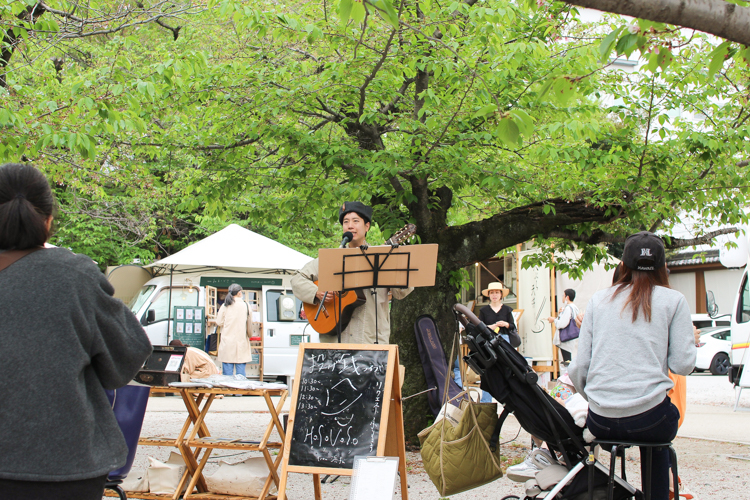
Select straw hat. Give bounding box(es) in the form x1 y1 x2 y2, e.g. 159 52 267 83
481 282 510 298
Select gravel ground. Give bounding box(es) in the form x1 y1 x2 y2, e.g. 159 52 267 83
114 374 750 500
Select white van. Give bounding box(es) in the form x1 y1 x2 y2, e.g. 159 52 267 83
719 275 750 383
114 268 319 384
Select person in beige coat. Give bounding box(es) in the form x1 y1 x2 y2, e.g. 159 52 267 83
291 201 413 344
169 340 220 382
216 283 253 376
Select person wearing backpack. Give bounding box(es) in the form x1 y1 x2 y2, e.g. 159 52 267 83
548 288 580 363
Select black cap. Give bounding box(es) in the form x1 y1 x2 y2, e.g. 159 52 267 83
338 201 372 224
622 231 666 272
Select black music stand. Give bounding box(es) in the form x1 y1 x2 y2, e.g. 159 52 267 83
318 245 422 343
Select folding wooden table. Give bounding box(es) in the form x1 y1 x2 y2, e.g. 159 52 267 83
116 386 288 500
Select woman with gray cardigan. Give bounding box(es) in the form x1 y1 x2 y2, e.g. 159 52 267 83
0 163 152 500
569 232 696 500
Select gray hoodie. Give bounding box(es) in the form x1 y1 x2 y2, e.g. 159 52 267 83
569 285 696 418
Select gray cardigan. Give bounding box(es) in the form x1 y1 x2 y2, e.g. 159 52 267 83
569 285 696 418
0 248 152 481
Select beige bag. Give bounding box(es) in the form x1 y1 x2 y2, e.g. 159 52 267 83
147 452 188 495
205 457 277 496
464 365 481 386
120 473 149 493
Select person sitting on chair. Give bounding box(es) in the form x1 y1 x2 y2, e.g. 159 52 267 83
569 232 696 500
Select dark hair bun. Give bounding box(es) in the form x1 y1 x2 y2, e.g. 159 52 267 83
0 163 55 250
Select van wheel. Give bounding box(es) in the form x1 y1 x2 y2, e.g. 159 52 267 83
710 353 730 376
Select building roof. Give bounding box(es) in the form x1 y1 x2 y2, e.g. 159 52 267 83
666 248 721 267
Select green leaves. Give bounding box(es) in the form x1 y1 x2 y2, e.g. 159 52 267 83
599 27 624 62
368 0 399 28
472 103 497 119
351 0 366 23
708 41 732 77
338 0 353 26
338 0 399 28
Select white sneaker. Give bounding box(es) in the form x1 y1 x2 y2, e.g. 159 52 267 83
506 448 556 482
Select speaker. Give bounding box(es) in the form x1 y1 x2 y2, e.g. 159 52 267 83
278 294 296 321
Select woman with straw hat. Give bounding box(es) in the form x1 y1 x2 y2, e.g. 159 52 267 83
478 282 516 343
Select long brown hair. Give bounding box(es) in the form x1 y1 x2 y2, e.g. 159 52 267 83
611 265 670 322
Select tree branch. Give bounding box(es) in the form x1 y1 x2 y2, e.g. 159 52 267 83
560 0 750 46
437 198 624 269
542 226 741 249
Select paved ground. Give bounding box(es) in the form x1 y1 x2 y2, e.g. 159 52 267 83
116 373 750 499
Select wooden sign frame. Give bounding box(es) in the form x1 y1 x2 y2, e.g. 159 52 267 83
277 343 408 500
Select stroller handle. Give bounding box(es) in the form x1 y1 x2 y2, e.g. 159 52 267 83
453 303 481 327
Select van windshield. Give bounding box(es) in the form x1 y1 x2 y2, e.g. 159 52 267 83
128 285 156 314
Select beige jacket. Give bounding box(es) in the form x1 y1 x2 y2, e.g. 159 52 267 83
216 300 253 363
291 257 413 344
180 347 220 382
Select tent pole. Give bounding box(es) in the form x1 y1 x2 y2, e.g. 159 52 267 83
167 265 174 344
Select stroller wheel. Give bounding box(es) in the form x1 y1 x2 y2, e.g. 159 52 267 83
500 496 520 500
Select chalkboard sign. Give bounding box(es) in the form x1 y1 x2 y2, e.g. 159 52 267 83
279 343 408 500
289 349 388 469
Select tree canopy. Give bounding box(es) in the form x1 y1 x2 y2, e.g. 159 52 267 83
2 0 749 439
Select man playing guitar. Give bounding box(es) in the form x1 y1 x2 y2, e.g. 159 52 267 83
291 201 413 344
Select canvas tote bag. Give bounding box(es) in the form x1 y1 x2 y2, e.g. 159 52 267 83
418 336 503 496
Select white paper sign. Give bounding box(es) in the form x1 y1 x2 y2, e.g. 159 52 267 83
350 456 399 500
165 355 183 372
518 249 553 360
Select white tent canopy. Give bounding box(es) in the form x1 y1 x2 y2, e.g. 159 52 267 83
144 224 313 273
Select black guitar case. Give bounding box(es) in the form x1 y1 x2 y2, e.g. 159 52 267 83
413 315 467 416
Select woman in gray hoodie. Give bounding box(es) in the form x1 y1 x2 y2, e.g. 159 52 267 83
569 231 696 500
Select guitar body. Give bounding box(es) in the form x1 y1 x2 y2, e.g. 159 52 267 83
303 282 366 335
301 224 417 336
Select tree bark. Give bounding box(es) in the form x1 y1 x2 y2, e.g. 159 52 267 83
562 0 750 46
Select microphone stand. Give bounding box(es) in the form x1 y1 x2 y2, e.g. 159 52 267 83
314 233 353 322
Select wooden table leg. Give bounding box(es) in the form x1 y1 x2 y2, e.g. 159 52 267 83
183 441 216 500
180 390 217 493
263 390 287 443
258 390 288 500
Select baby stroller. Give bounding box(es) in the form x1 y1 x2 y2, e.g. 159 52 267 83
454 304 653 500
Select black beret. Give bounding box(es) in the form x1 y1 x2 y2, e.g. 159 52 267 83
339 201 372 224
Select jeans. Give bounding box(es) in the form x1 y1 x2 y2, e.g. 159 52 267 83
453 358 492 403
222 362 246 377
586 396 679 500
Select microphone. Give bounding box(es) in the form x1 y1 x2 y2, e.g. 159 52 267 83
340 231 354 248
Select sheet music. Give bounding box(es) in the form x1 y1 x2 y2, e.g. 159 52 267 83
349 456 399 500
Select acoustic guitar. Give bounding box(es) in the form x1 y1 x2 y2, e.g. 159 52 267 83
303 224 417 335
